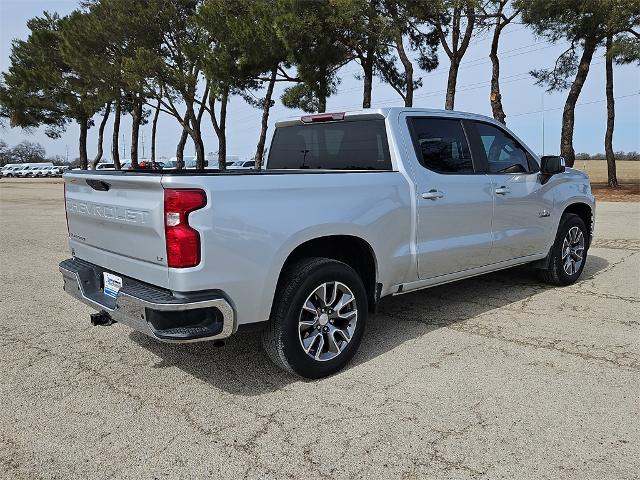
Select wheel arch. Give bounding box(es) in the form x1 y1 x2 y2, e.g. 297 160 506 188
274 235 379 313
562 202 593 247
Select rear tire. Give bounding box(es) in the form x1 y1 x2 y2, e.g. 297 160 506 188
538 213 588 286
262 257 367 379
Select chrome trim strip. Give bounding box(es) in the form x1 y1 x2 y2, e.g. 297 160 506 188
60 265 235 343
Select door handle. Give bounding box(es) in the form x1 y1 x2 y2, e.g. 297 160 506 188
495 186 511 195
421 189 444 200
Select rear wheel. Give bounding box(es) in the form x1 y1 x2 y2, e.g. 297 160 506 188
538 213 588 286
262 257 367 379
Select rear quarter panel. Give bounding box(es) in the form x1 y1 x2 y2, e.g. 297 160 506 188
161 172 413 326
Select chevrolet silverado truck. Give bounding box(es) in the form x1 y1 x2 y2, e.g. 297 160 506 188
59 108 595 378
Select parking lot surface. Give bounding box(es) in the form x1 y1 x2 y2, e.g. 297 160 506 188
1 180 639 479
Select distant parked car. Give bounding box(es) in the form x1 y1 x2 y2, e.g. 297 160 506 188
33 166 56 177
95 163 115 170
120 160 165 170
44 166 61 177
228 160 256 170
18 166 39 177
167 155 220 170
3 165 28 177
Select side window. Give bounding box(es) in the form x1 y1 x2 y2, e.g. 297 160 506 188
475 122 536 174
409 118 474 173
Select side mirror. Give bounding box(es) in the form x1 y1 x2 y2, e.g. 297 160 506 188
540 155 566 176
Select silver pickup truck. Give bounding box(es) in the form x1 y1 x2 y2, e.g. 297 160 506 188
59 107 595 378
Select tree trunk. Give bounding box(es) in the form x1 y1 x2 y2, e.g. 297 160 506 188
184 102 205 170
438 2 475 111
318 75 327 113
209 87 228 170
362 56 374 109
605 36 617 188
191 122 206 170
130 96 142 168
395 31 414 107
318 95 327 113
218 89 228 169
91 103 111 169
255 66 278 170
445 59 460 110
489 26 506 124
560 40 596 168
151 94 161 166
111 96 121 169
79 118 89 170
176 126 188 170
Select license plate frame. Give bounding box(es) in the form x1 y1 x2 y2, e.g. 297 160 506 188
103 272 123 298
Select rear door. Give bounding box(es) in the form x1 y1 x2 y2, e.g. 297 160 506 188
64 172 169 286
465 120 554 262
403 115 494 279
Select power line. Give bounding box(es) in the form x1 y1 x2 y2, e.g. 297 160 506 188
231 58 607 125
508 92 639 118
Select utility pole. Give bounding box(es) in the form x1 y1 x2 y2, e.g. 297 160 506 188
65 144 69 163
541 93 545 156
141 130 145 158
122 134 126 159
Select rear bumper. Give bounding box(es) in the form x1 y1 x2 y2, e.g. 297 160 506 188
59 258 235 343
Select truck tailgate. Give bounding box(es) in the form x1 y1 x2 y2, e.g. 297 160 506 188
64 172 169 287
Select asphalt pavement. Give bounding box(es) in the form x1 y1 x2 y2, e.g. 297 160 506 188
1 180 638 479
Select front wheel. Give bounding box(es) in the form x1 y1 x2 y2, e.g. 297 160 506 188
262 257 367 379
538 213 589 286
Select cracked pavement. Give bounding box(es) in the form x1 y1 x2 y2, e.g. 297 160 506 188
1 181 639 479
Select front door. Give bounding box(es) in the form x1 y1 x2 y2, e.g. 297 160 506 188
404 116 494 279
467 120 555 262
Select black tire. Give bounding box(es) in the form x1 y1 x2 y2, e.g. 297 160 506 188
538 213 589 286
262 257 367 379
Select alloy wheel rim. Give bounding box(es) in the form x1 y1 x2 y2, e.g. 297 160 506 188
562 226 585 276
298 281 358 362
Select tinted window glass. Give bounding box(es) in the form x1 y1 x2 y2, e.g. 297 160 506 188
267 119 391 170
475 122 536 173
409 118 473 173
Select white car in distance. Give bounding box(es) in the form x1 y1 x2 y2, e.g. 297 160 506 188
228 160 255 170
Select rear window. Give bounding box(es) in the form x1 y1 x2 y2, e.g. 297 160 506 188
267 119 391 170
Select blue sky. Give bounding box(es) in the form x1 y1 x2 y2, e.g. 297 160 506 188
1 0 639 160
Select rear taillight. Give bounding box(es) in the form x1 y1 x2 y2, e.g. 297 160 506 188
164 188 207 268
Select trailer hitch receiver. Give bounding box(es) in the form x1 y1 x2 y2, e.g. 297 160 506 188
90 311 116 326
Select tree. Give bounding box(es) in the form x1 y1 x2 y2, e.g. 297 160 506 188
433 0 478 110
8 140 47 163
518 0 640 167
197 0 287 169
0 13 102 169
375 0 440 107
604 32 639 187
0 140 10 165
91 102 111 168
338 0 387 108
480 0 520 124
126 0 213 169
76 0 166 168
150 87 162 165
279 0 351 113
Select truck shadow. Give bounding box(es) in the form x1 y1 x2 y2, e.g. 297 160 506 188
130 254 609 396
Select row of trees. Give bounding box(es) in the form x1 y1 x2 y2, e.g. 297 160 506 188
0 0 638 185
0 140 64 166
